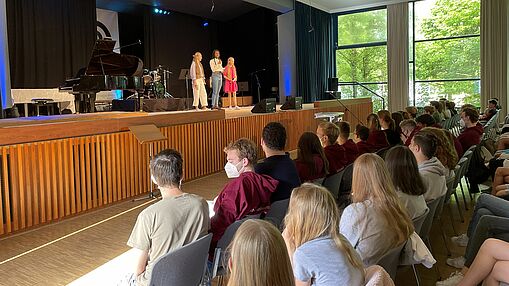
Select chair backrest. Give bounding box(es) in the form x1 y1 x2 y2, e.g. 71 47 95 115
376 243 405 280
419 196 443 240
322 169 344 199
312 177 325 185
453 157 469 188
338 163 354 195
264 199 290 230
412 207 429 234
149 233 212 286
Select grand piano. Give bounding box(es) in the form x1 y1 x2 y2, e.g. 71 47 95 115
59 39 144 113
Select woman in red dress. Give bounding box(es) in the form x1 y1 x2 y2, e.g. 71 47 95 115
223 57 239 110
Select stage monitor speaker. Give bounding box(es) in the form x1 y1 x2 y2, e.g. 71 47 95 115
251 98 276 113
280 96 302 110
112 99 139 112
328 77 338 92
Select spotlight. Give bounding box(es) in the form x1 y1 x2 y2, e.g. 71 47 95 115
154 8 159 13
203 20 209 27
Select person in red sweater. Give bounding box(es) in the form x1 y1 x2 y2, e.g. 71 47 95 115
210 138 278 253
457 107 483 154
366 113 389 151
295 132 329 182
317 122 347 175
354 124 374 155
336 121 359 165
400 119 421 146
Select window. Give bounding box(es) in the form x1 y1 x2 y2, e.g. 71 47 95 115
336 8 388 111
410 0 480 107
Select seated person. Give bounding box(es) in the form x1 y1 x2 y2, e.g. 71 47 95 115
457 107 483 152
385 146 428 220
440 98 452 119
283 184 364 285
211 138 279 251
491 167 509 198
317 121 347 174
340 153 414 266
409 131 448 201
400 119 420 146
294 132 329 182
430 101 445 123
337 121 359 165
442 194 509 280
366 113 389 151
228 219 295 286
378 110 402 146
416 113 440 129
405 106 418 119
255 122 301 202
125 149 210 286
447 101 458 116
354 124 374 156
480 98 498 122
421 127 459 181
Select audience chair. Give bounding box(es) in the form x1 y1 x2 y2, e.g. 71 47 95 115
450 158 468 224
364 265 395 286
322 169 345 200
212 217 255 286
412 208 430 235
460 146 477 209
376 243 405 281
264 199 290 231
312 177 325 185
149 233 212 286
337 163 354 208
420 195 447 282
439 177 454 256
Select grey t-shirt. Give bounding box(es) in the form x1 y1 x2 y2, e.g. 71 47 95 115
293 236 364 286
127 193 210 286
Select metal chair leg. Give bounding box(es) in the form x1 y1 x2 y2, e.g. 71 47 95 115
453 192 465 223
459 180 469 211
412 264 421 286
439 218 452 256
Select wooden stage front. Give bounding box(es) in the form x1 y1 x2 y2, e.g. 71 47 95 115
0 98 372 236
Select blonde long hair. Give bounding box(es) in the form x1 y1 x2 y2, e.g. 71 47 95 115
284 183 364 273
351 153 414 245
227 219 295 286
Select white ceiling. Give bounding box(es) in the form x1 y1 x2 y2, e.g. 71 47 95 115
297 0 409 13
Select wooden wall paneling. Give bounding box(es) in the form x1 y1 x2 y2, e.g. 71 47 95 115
35 144 46 223
111 134 118 202
127 134 133 198
78 138 86 211
96 136 104 206
90 137 98 208
30 144 39 226
56 141 64 218
16 146 26 229
105 135 113 204
44 143 53 219
10 146 19 231
62 140 70 216
49 141 58 219
68 139 76 215
133 135 140 196
119 133 126 200
22 144 32 228
0 148 8 234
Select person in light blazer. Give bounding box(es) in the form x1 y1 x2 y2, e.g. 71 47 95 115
189 52 208 111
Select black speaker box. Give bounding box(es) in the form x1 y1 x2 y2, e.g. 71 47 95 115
328 77 338 91
251 98 276 113
112 99 139 112
280 96 302 110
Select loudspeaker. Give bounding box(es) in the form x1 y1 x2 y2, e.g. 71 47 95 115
328 77 338 91
251 98 276 113
281 96 302 110
112 99 139 111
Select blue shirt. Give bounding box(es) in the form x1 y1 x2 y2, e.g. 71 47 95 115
293 236 364 286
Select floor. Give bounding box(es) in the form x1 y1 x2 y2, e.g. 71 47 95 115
0 171 477 286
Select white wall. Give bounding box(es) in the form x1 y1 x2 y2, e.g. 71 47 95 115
277 10 297 103
0 0 12 109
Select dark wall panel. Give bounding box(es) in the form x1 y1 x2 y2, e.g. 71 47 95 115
7 0 96 88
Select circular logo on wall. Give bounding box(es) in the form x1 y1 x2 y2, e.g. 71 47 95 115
96 21 112 40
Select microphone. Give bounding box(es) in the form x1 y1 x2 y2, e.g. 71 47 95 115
211 0 215 12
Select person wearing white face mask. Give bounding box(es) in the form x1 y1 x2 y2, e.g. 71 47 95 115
209 138 278 256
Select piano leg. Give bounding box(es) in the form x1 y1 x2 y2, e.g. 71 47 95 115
88 93 96 113
74 94 83 114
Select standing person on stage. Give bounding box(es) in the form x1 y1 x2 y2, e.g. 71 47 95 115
223 57 239 110
190 52 208 111
209 49 223 110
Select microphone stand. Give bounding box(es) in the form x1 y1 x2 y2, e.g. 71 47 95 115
185 71 190 110
326 91 364 125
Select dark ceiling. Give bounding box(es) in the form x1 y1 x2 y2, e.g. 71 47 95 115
96 0 260 21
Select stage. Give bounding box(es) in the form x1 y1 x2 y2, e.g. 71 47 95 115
0 98 371 237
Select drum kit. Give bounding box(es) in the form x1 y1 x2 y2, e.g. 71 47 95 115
142 65 173 98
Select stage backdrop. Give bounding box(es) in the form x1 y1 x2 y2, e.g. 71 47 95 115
96 8 120 50
6 0 96 88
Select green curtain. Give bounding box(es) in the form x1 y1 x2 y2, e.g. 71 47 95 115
295 2 335 103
